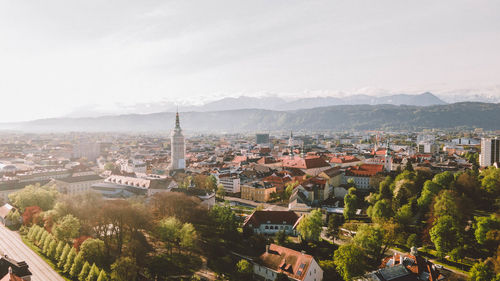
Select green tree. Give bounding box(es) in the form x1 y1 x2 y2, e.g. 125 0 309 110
469 261 495 281
343 188 358 220
236 259 253 279
432 171 454 188
179 223 197 252
275 230 288 245
8 184 59 211
209 204 239 236
326 215 343 239
96 269 109 281
430 215 462 258
297 209 323 242
480 167 500 195
395 203 413 226
284 181 298 199
86 263 100 281
353 224 384 260
433 190 461 219
58 244 71 268
216 184 225 200
206 175 218 190
36 229 47 244
6 209 21 227
368 199 393 222
80 238 106 267
64 247 77 273
55 241 65 261
42 235 53 255
110 257 138 281
70 251 85 278
53 214 81 242
157 217 182 254
333 244 367 281
48 239 58 260
417 180 442 209
79 261 91 281
474 214 500 245
378 176 393 199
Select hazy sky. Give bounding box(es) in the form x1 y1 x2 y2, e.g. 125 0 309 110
0 0 499 121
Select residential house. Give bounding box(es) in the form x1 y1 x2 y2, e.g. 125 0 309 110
288 177 329 209
0 255 31 281
0 204 20 226
343 164 385 190
254 244 323 281
242 211 299 236
241 182 276 202
354 247 445 281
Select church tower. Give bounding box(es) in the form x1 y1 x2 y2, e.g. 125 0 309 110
384 141 392 172
170 111 186 170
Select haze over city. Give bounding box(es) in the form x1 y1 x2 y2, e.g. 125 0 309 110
1 0 500 121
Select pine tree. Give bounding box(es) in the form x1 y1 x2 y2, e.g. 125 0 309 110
78 262 91 281
55 241 65 260
70 252 85 278
64 248 77 273
38 231 48 247
42 235 53 254
48 239 58 260
58 244 71 268
96 269 109 281
31 226 42 241
27 226 35 240
86 263 100 281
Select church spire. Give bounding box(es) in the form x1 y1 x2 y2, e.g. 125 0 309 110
175 109 180 129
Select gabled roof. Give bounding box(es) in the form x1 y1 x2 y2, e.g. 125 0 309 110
257 244 315 281
346 164 384 177
243 211 299 228
281 157 330 170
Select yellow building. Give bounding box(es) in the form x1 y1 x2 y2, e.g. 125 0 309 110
241 183 276 202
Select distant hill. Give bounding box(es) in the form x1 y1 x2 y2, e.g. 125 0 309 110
192 92 446 111
2 102 499 133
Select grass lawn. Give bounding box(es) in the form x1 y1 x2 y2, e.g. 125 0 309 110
21 236 72 281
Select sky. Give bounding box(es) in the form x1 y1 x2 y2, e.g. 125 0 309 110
0 0 499 122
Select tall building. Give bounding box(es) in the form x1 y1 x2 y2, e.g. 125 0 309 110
480 137 500 167
170 111 186 170
256 133 270 145
72 142 101 161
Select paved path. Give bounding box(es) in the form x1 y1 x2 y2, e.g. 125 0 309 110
0 224 65 281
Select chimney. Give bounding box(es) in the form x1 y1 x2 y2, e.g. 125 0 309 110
8 267 12 274
266 245 270 253
393 252 397 264
400 255 403 265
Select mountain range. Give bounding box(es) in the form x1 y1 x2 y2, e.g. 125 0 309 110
3 102 500 133
65 92 446 117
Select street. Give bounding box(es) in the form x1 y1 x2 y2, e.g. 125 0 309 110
0 224 65 281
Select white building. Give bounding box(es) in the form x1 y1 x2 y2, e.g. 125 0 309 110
170 112 186 170
480 137 500 167
49 175 104 195
216 173 240 193
72 142 101 161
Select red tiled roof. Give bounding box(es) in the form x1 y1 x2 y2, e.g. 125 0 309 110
346 164 384 177
243 211 299 228
258 244 314 281
282 157 330 170
329 156 360 164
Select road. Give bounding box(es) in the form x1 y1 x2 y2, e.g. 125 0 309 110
0 224 65 281
225 196 289 211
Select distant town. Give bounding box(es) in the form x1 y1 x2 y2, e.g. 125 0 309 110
0 111 497 281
